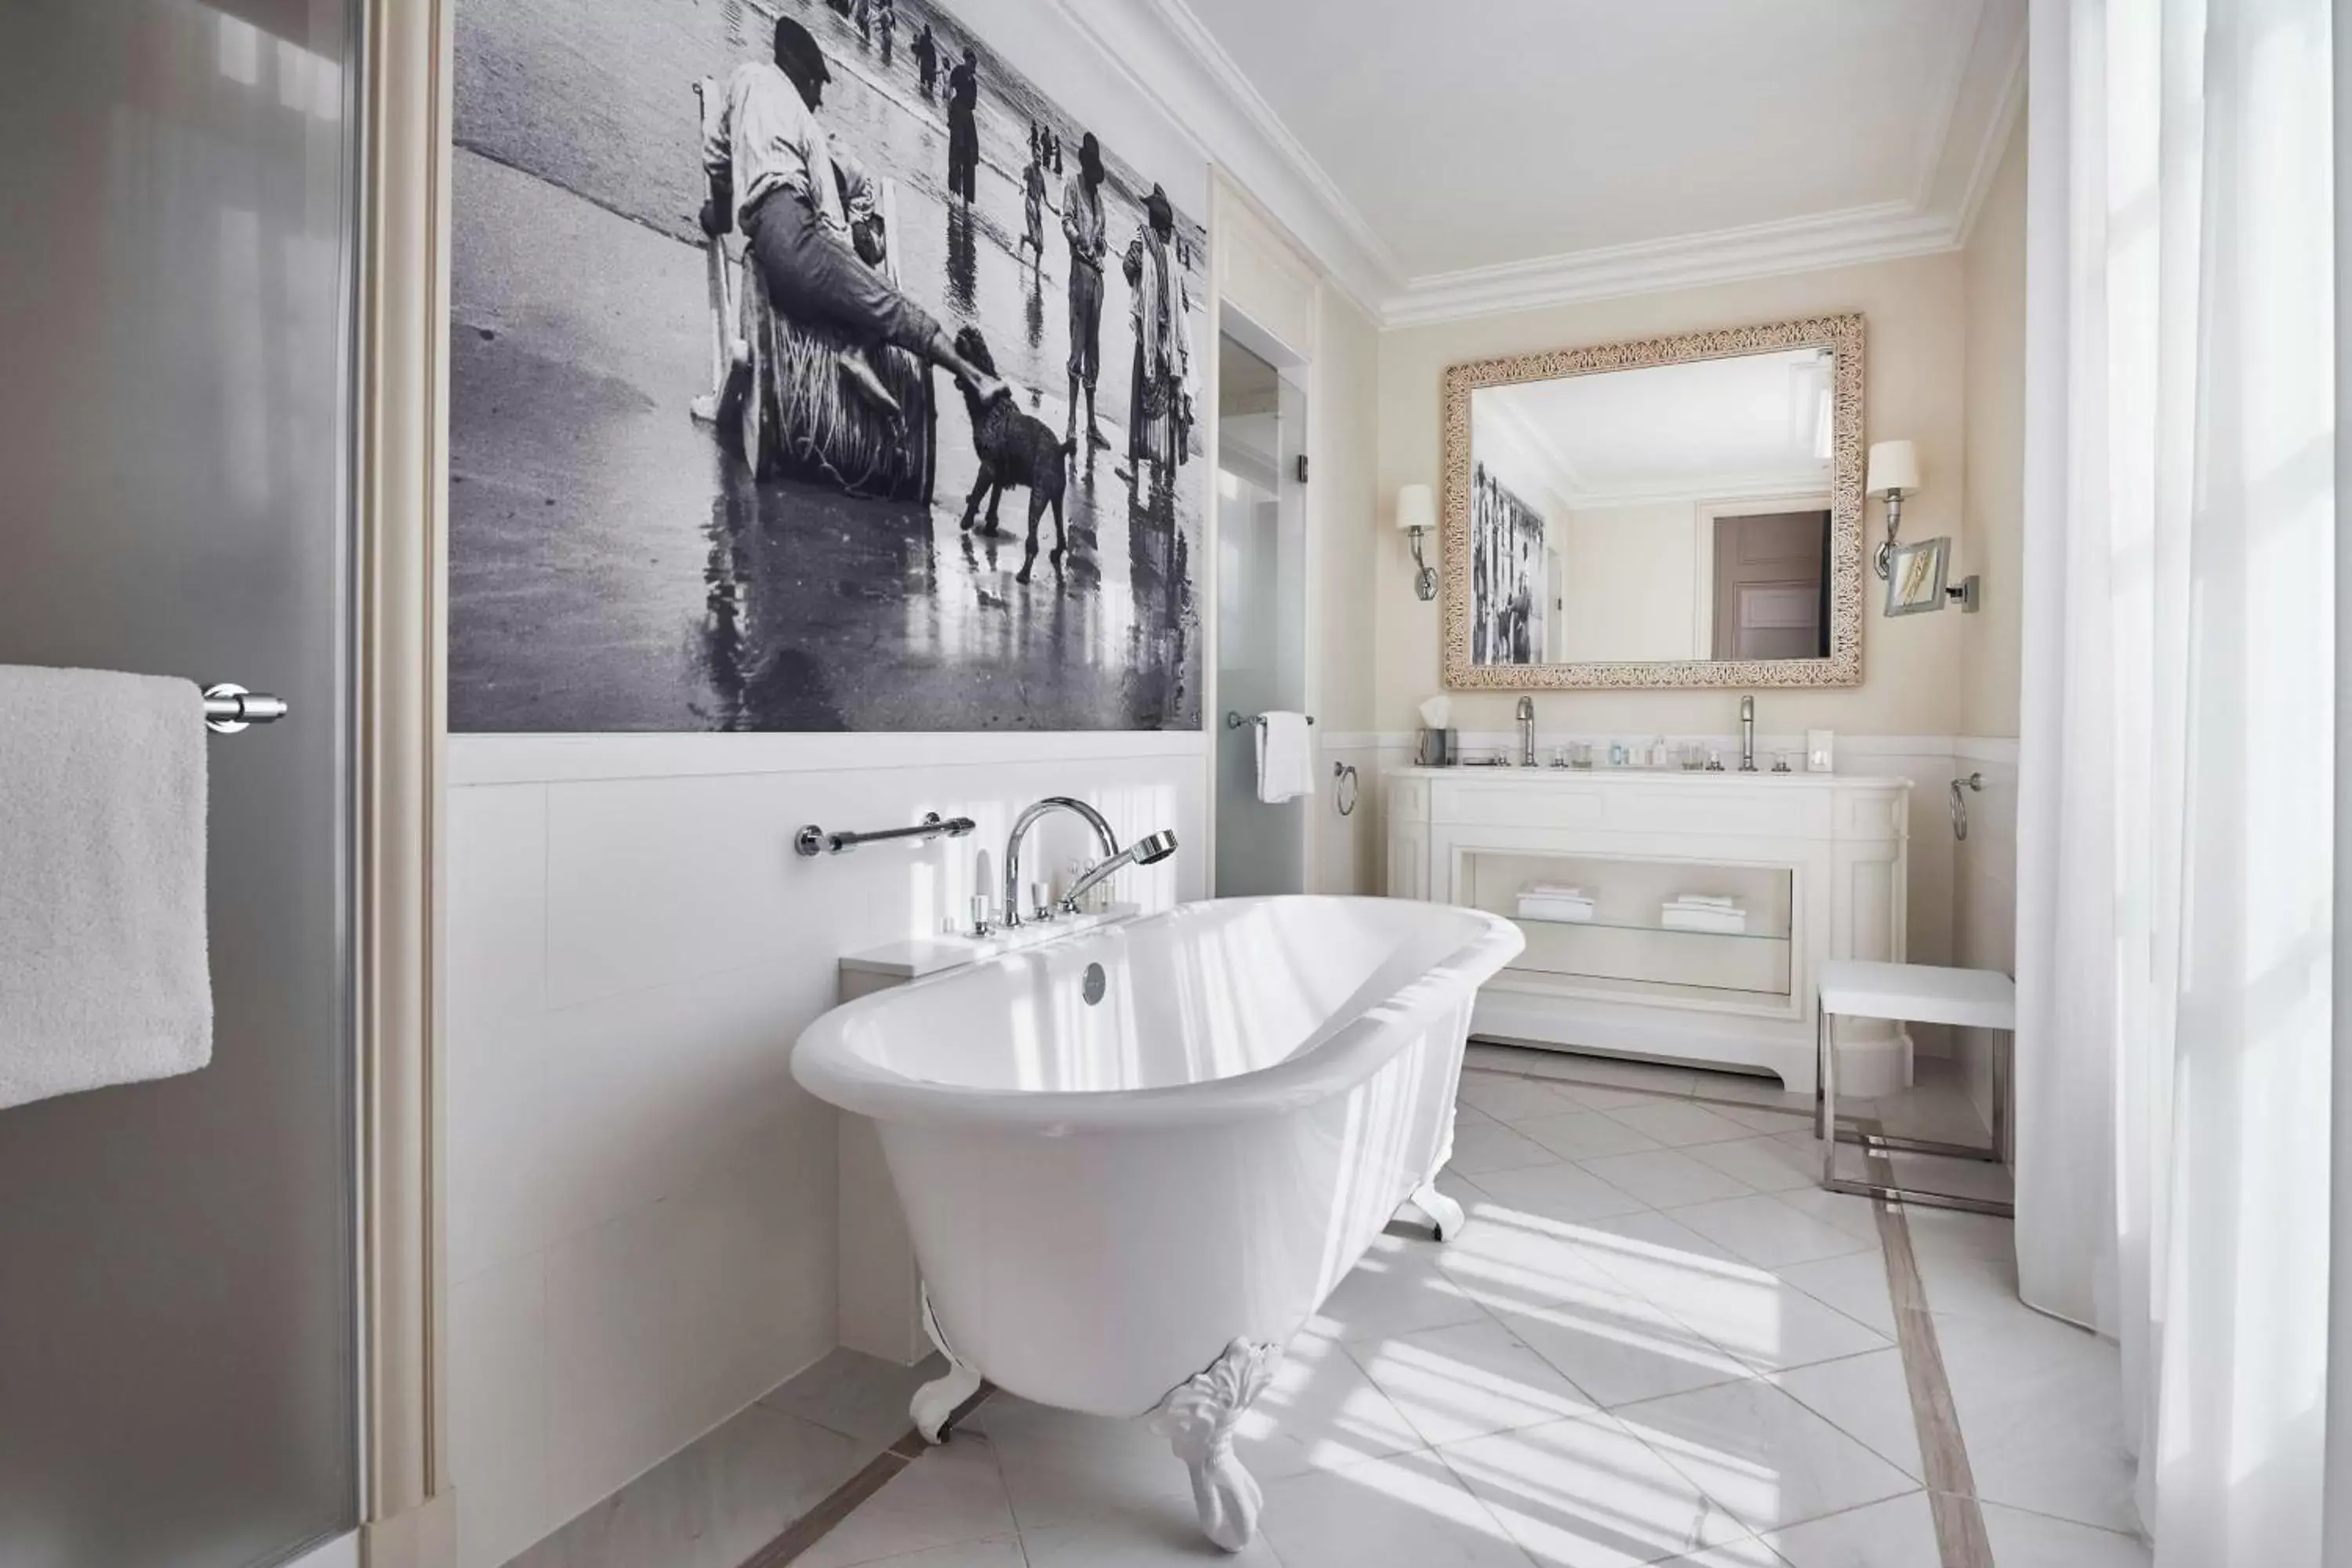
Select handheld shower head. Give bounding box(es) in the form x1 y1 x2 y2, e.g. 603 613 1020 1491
1131 829 1178 866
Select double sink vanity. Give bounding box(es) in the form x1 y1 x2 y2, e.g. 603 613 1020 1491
1383 307 1927 1100
1386 759 1911 1097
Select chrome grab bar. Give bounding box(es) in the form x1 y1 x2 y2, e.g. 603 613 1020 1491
202 684 289 734
1224 711 1315 729
795 811 977 858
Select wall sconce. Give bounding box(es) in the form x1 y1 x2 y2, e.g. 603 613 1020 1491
1866 440 1919 580
1397 484 1438 601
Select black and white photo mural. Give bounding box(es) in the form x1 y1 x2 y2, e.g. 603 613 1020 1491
449 0 1207 731
1470 463 1548 666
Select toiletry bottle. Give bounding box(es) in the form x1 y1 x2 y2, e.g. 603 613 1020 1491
1608 739 1628 768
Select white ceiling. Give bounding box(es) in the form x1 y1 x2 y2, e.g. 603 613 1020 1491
1059 0 2024 325
1473 350 1835 508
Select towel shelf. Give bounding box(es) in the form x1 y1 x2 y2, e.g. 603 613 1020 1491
1224 711 1315 729
202 684 289 734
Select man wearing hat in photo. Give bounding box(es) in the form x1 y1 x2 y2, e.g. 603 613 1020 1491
702 17 1004 418
1061 130 1111 452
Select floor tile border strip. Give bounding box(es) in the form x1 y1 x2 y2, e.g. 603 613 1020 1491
1869 1146 1994 1568
740 1388 994 1567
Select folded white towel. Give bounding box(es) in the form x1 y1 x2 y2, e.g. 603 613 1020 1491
1255 711 1313 804
1661 906 1749 935
0 666 212 1110
1518 895 1595 924
1523 882 1587 899
1668 895 1739 909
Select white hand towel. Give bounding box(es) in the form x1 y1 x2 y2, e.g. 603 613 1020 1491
1254 711 1313 804
0 666 212 1109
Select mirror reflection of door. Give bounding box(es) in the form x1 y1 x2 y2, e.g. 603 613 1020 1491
1711 509 1831 659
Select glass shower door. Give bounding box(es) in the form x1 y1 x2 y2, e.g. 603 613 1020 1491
0 2 360 1564
1214 335 1308 897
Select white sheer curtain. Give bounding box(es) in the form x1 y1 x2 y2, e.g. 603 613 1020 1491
2014 0 2336 1560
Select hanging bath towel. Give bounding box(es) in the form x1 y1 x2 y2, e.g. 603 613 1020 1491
1254 711 1312 804
0 666 212 1109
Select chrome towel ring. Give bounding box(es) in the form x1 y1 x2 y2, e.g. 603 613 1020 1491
1949 771 1983 840
1334 762 1359 817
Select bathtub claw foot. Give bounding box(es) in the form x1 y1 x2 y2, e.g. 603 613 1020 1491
1151 1338 1282 1552
911 1286 984 1444
1410 1179 1466 1242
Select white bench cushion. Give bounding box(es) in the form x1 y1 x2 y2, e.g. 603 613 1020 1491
1817 960 2016 1031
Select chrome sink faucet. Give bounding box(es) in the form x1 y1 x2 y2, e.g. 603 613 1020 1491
1001 797 1178 926
1516 696 1537 768
1738 695 1758 772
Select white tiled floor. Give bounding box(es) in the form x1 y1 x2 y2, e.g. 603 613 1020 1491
790 1051 2149 1567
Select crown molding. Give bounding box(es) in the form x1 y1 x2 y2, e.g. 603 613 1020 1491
1058 0 2028 331
1381 201 1962 329
1039 0 1399 314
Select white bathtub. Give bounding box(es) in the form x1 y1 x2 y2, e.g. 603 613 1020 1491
793 895 1522 1549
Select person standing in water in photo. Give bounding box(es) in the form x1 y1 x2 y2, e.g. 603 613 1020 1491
946 48 979 205
877 0 895 65
702 18 1006 423
1121 183 1194 493
913 23 937 97
1018 139 1054 271
1061 132 1110 452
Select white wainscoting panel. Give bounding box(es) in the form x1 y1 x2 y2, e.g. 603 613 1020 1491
444 732 1207 1568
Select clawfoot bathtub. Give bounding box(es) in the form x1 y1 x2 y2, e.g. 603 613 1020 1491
792 895 1523 1551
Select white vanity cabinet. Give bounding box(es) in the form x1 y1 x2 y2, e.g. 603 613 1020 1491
1385 768 1911 1095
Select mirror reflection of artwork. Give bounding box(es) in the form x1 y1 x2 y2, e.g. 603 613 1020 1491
1471 463 1547 665
1443 314 1864 690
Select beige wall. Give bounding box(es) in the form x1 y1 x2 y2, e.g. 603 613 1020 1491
1557 500 1704 662
1373 254 1971 737
1960 121 2027 740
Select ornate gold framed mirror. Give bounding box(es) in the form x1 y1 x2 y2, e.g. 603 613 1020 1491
1439 313 1865 690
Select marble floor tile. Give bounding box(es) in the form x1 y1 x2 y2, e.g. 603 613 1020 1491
1651 1540 1791 1568
804 1539 1027 1568
508 1403 869 1568
1452 1119 1565 1174
1459 1069 1590 1123
1515 1109 1669 1161
980 1400 1192 1537
793 1437 1014 1568
1680 1134 1823 1195
1602 1101 1759 1149
1665 1194 1875 1269
1311 1229 1490 1342
1772 1252 1897 1339
1021 1515 1283 1566
1577 1149 1759 1208
1345 1316 1599 1447
1709 1101 1818 1133
1638 1268 1891 1379
759 1348 942 1446
1979 1501 2152 1566
1465 1160 1654 1226
1759 1490 1939 1566
1934 1309 2139 1534
1233 1328 1424 1481
1255 1447 1533 1568
1441 1410 1748 1568
1487 1283 1752 1410
1768 1349 1924 1482
1766 1187 1886 1249
1614 1378 1915 1537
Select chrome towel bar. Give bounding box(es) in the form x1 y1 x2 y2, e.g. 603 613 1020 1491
202 684 289 734
1224 711 1315 729
795 811 977 858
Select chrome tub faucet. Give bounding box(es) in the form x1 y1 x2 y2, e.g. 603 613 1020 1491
1002 797 1178 926
1516 696 1536 768
1738 695 1757 772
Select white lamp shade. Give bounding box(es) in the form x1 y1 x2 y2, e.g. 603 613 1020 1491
1866 440 1920 496
1396 484 1437 532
